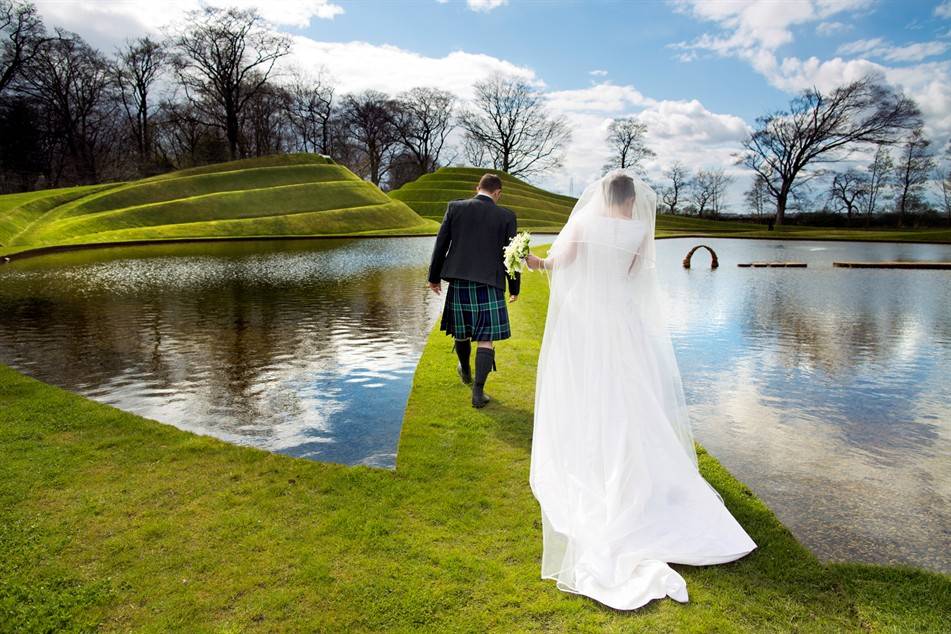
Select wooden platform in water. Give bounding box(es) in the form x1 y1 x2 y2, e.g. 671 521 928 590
833 261 951 269
737 262 808 268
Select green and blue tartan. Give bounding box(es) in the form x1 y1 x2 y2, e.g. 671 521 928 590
440 279 511 341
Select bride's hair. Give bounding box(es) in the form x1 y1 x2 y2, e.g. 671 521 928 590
603 172 637 207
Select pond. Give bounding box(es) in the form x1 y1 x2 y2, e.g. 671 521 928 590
658 237 951 574
0 238 447 468
0 235 948 573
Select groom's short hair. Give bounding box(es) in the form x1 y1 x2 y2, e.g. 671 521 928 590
478 173 503 193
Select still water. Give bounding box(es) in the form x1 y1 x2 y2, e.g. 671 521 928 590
0 239 446 468
0 236 948 572
657 238 951 573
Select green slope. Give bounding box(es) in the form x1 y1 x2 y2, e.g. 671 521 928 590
389 166 577 232
0 154 438 257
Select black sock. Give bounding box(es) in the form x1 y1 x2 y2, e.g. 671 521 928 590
474 347 494 388
454 338 471 375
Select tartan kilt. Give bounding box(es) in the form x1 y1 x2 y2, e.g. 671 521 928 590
440 279 511 341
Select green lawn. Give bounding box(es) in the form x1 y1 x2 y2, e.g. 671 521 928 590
1 245 947 632
0 155 438 259
654 215 951 243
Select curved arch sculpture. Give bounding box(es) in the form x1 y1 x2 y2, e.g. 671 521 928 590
682 244 719 269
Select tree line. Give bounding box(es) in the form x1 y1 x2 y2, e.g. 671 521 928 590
0 1 570 193
3 1 949 227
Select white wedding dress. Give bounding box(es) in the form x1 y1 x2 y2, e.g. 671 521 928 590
529 171 756 610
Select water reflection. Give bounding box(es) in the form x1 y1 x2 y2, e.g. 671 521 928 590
0 238 446 468
654 238 951 572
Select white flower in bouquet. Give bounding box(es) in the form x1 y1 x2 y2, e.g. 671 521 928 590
503 231 532 278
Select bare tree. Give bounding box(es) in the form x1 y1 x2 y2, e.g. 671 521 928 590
113 36 166 166
19 29 117 184
661 161 687 214
940 166 951 227
744 174 770 217
829 169 868 222
604 117 654 173
1 0 46 94
171 6 290 160
893 127 934 226
340 90 399 186
737 76 921 224
285 69 334 155
391 86 455 176
154 99 224 168
862 143 892 227
708 168 734 216
459 74 570 177
243 76 292 157
690 170 715 217
939 141 951 227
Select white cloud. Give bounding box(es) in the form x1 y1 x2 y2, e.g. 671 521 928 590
817 21 850 36
589 69 609 77
837 38 886 56
936 1 951 19
671 0 873 57
546 83 654 112
838 38 950 63
467 0 508 13
286 38 540 98
536 82 752 198
35 0 343 37
880 41 950 62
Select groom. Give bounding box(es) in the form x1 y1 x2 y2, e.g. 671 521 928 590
428 173 520 408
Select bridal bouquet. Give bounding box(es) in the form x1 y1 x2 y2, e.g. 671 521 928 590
503 231 532 278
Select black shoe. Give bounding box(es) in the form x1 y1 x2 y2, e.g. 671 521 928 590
472 390 491 408
457 362 472 385
472 347 494 408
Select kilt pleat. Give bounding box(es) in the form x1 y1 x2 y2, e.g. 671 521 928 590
440 279 511 341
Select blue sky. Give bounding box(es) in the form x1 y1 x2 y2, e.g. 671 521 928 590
35 0 951 201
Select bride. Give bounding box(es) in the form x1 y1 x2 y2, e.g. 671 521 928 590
524 170 756 610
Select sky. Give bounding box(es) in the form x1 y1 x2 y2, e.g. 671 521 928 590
32 0 951 204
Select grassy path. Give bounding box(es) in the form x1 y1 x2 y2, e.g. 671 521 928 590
1 248 949 632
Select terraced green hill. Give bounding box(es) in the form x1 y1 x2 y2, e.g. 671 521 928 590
0 154 437 257
389 166 577 232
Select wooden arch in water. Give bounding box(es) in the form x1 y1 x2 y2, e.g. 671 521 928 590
682 244 719 269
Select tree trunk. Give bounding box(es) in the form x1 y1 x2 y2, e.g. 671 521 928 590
775 189 789 225
226 107 240 160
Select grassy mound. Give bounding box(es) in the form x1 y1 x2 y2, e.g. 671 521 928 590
389 166 577 232
0 154 437 257
1 243 947 631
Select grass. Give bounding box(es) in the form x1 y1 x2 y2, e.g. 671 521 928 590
0 154 438 258
654 214 951 243
1 244 948 632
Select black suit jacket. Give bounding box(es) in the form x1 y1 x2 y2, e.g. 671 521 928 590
428 194 521 296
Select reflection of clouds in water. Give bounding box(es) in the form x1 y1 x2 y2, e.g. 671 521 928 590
0 238 445 470
693 354 951 570
656 238 951 572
